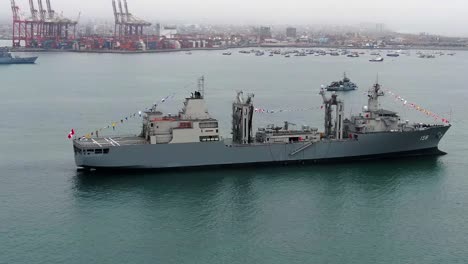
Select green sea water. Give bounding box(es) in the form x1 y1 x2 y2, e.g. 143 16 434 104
1 47 468 263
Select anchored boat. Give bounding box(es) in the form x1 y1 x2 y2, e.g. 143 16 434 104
326 73 358 91
0 48 38 64
370 57 384 62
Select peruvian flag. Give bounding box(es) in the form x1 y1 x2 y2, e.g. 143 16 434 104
67 129 75 139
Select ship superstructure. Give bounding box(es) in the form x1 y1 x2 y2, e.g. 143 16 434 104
73 77 450 170
140 77 220 144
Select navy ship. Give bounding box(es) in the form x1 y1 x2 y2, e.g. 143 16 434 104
0 48 38 64
73 77 450 170
326 73 358 91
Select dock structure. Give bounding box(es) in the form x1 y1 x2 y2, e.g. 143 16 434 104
10 0 78 47
112 0 151 40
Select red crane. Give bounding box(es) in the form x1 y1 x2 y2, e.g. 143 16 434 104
10 0 26 47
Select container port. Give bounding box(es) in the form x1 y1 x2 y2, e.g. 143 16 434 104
4 0 468 53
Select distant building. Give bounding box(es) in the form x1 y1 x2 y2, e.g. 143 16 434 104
376 23 385 33
85 24 93 36
286 27 296 39
155 23 161 37
259 26 272 40
161 25 177 38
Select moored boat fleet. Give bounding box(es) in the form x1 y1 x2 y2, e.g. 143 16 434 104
215 48 456 61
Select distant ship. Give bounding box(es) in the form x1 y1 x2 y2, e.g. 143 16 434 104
326 73 358 91
0 48 37 64
73 77 450 170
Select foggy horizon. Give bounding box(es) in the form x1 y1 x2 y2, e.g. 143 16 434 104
1 0 467 37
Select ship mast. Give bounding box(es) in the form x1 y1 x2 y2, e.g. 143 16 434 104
197 76 205 98
367 81 384 113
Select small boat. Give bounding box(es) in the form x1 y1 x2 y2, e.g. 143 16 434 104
0 47 38 64
370 51 380 56
326 73 358 92
386 53 400 57
222 51 232 55
369 57 384 62
418 54 435 59
285 54 290 58
239 50 250 54
255 51 264 56
330 52 340 56
347 53 359 58
185 51 192 55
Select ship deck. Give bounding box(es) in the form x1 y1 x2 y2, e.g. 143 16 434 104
74 136 148 149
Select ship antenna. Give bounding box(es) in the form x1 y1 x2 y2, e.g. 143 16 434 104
198 76 205 98
449 106 453 124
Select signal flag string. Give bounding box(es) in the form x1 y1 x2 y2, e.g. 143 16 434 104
255 89 451 125
69 93 176 139
382 89 451 124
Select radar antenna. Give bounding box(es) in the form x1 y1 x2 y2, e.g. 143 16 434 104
284 121 296 131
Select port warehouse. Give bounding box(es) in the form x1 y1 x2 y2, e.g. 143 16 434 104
9 0 218 51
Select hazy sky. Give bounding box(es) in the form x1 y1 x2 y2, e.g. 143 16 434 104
2 0 468 36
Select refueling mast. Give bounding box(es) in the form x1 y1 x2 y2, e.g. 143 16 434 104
320 88 344 139
232 91 255 144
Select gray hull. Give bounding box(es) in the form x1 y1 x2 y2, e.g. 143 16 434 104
0 57 38 64
326 87 356 91
74 126 450 170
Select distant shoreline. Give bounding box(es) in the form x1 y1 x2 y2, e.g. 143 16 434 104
7 44 468 54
